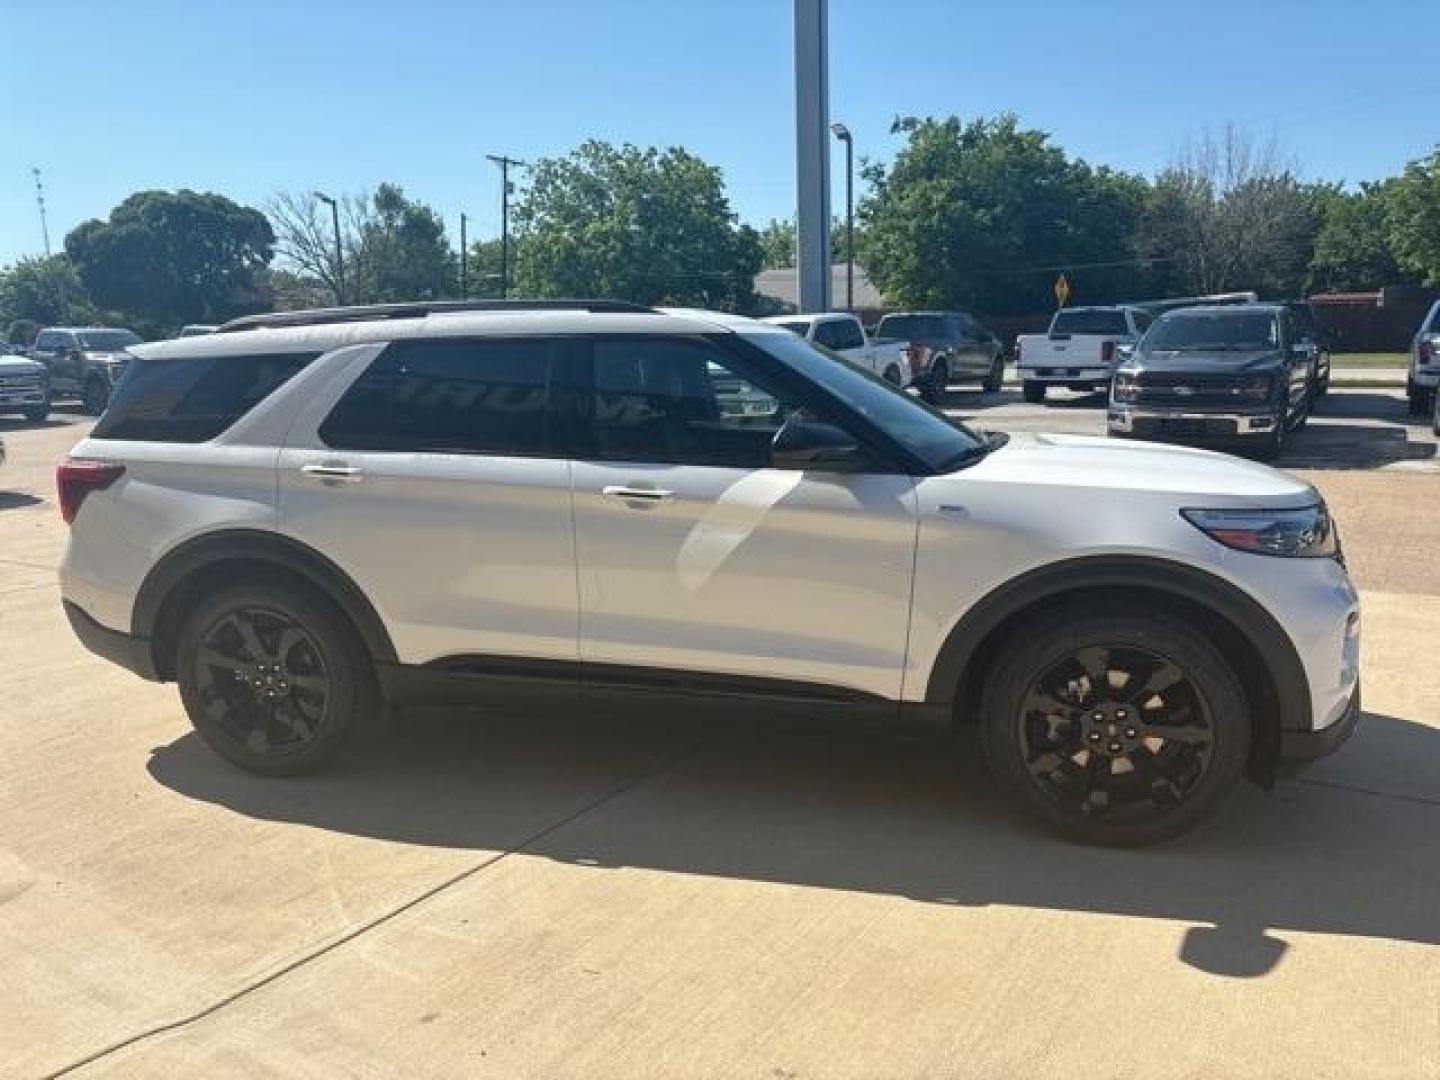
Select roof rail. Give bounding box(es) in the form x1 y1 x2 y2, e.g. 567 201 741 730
216 299 655 333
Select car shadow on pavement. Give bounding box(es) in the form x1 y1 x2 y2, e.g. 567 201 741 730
1283 421 1437 470
147 705 1440 979
0 491 43 509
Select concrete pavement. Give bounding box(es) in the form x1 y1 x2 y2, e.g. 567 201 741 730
2 410 1437 1079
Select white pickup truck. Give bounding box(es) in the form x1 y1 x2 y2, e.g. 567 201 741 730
765 312 911 384
1015 306 1153 403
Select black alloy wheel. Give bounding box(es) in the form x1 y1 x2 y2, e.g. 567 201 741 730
983 353 1004 393
923 359 949 405
980 607 1250 845
177 583 372 775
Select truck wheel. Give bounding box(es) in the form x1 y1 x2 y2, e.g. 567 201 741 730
82 378 110 416
883 364 903 386
1256 409 1287 461
978 604 1251 846
922 359 949 405
983 354 1004 393
1407 381 1428 416
176 580 376 776
1022 381 1045 404
23 398 50 423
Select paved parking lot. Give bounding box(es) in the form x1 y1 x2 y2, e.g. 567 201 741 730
3 404 1438 1079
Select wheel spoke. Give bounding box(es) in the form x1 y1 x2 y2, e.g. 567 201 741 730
1074 646 1111 684
196 646 247 677
1125 659 1184 704
275 627 307 663
225 611 270 661
274 702 314 742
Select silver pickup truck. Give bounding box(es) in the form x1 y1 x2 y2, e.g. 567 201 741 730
1015 306 1153 402
765 313 911 384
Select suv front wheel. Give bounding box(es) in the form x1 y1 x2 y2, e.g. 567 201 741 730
979 605 1250 846
176 581 374 776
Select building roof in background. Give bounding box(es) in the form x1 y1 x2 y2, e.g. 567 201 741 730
754 265 885 311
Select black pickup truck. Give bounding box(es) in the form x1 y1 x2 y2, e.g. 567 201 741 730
1106 304 1312 460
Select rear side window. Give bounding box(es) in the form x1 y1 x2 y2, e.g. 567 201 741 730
1051 310 1130 336
319 338 560 456
876 315 945 342
91 352 317 442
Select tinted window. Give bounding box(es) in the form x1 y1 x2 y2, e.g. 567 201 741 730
876 315 947 342
773 320 810 336
35 332 63 351
829 318 865 350
92 352 317 442
741 330 986 472
1051 309 1130 336
77 330 142 351
1133 310 1155 333
1428 305 1440 333
1145 310 1279 352
586 338 794 468
320 338 560 456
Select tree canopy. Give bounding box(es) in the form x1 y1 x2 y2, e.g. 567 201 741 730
348 183 456 303
0 255 93 335
64 190 274 333
513 141 764 311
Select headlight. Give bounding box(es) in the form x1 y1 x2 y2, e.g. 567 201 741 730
1181 504 1338 558
1234 374 1274 401
1112 371 1139 403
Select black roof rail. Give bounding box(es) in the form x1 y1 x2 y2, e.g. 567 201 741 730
216 299 656 333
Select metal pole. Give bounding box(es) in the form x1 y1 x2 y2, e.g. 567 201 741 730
459 212 468 298
794 0 831 313
832 123 854 311
32 168 50 256
487 154 528 299
313 191 344 305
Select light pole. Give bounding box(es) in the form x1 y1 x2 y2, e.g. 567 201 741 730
313 191 344 305
486 154 527 298
831 122 853 312
459 212 468 298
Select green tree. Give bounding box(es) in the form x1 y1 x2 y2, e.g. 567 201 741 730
64 190 274 333
1308 182 1412 291
462 238 508 298
757 218 795 270
348 183 457 303
0 254 94 330
514 141 764 311
858 115 1149 315
1386 148 1440 285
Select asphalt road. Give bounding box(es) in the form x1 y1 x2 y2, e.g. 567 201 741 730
3 407 1437 1079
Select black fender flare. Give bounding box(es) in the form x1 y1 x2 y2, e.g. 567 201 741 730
923 555 1312 737
133 529 397 673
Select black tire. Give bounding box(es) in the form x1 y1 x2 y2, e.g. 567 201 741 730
883 364 903 386
1433 392 1440 438
1407 381 1429 417
978 604 1251 846
922 359 949 405
1022 381 1045 404
1290 392 1310 433
82 378 110 416
23 400 49 423
1256 406 1287 461
983 354 1004 393
176 580 375 776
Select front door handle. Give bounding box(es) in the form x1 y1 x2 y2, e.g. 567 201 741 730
602 485 674 503
301 464 364 483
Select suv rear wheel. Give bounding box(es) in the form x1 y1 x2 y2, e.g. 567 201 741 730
176 581 374 776
978 605 1250 846
1022 381 1045 404
922 358 949 405
983 354 1004 393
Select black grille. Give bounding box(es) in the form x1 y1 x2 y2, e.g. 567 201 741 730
1134 373 1255 408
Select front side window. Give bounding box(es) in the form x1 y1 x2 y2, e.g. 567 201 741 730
585 337 797 468
829 319 865 350
92 352 317 442
77 330 142 351
320 338 560 456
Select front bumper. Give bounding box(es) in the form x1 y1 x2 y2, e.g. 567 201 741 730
1281 684 1361 764
1108 406 1278 439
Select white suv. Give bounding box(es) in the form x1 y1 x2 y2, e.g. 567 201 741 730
58 300 1361 845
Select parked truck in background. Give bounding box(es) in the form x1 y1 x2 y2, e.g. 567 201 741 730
1015 306 1153 403
764 313 911 384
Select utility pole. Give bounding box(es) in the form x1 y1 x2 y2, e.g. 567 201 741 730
831 122 854 311
32 168 51 256
486 154 527 298
313 191 344 305
794 0 831 313
459 212 468 298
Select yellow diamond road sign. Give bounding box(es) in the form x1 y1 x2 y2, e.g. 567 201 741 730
1054 273 1071 307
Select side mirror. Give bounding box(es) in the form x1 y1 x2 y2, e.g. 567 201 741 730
771 412 860 470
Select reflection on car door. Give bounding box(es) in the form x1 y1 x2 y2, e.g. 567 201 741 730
571 335 918 701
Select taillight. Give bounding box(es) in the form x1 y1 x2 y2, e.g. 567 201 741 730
907 343 929 376
57 458 125 524
1102 340 1116 365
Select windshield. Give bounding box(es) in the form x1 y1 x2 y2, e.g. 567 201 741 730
1051 309 1129 336
1144 310 1278 352
742 329 986 472
77 330 142 351
876 314 945 341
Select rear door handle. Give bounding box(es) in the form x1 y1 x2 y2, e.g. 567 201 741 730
301 464 364 483
602 485 674 503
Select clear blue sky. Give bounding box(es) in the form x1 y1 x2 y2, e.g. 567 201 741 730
3 0 1437 266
